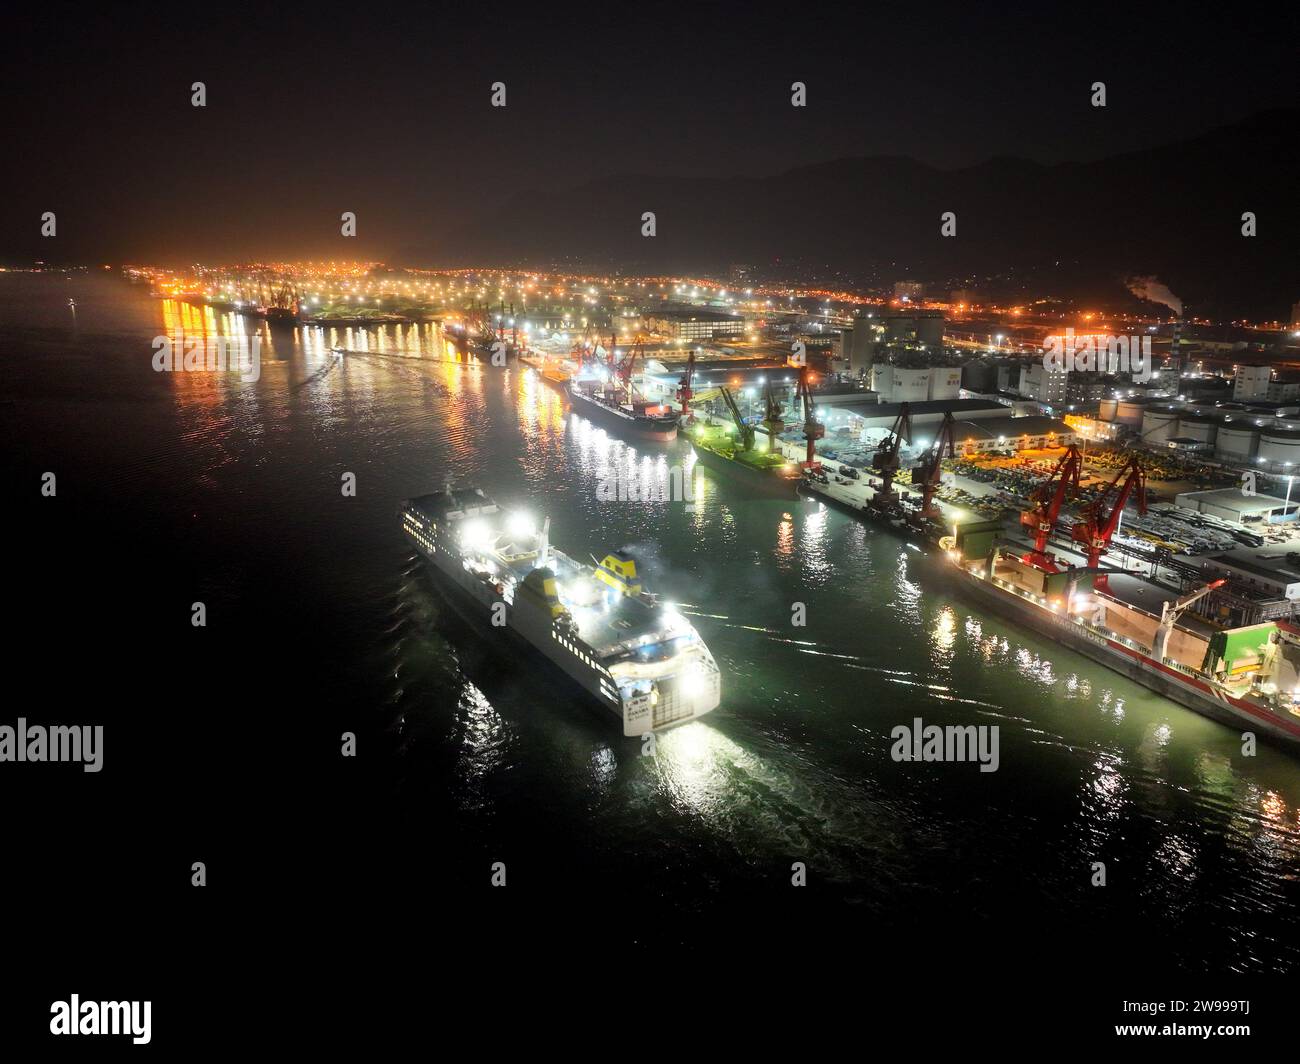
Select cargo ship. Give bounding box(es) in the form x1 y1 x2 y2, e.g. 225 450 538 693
401 486 721 734
567 379 678 442
690 424 802 498
944 520 1300 753
520 356 571 395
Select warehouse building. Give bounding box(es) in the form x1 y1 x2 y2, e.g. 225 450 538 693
1174 488 1298 524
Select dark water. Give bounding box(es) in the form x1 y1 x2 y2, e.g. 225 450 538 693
4 272 1298 974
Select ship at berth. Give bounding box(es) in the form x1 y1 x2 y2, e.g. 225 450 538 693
944 522 1300 754
401 486 721 734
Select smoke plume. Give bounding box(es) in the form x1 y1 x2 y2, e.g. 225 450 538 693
1125 275 1183 317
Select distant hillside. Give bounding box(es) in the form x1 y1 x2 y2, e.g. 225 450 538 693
421 110 1298 318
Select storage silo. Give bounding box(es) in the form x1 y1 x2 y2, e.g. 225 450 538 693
1116 400 1146 427
1177 416 1218 448
1141 408 1180 444
1257 428 1300 468
1216 424 1260 461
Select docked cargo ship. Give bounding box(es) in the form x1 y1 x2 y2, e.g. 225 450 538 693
567 380 678 441
690 430 802 498
945 521 1300 752
401 486 721 734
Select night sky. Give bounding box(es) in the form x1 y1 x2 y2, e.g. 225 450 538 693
3 0 1296 263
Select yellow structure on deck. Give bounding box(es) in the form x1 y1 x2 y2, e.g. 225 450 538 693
595 552 642 597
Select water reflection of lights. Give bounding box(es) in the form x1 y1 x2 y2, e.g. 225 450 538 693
1154 834 1198 878
1014 647 1056 686
930 605 957 662
1083 752 1126 825
894 552 922 613
651 722 777 821
1260 790 1286 821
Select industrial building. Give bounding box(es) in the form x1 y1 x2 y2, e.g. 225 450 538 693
1019 363 1068 404
884 309 945 347
1174 488 1298 525
814 399 1075 454
1233 364 1300 402
645 309 745 340
835 310 946 377
869 363 962 402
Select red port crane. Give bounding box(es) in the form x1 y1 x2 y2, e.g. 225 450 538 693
676 349 696 422
615 335 643 402
796 366 824 469
1071 456 1146 574
1020 444 1083 569
871 402 912 507
912 411 957 520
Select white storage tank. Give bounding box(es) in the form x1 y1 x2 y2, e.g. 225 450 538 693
1216 424 1260 461
1098 398 1118 422
1116 401 1145 426
1142 408 1180 444
1257 429 1300 467
1178 417 1218 446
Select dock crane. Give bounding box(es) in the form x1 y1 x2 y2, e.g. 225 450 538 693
761 381 784 453
1153 579 1226 661
613 335 649 405
870 402 912 508
796 366 824 469
1019 444 1083 570
1071 456 1146 584
911 411 957 521
719 387 755 453
676 349 696 422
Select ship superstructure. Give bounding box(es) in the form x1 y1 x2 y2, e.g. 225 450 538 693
402 486 721 733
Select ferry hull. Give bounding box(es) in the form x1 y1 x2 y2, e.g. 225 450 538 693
953 564 1300 752
414 546 628 728
401 493 720 734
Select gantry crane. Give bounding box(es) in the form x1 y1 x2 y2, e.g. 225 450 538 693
911 411 957 521
871 402 912 509
1071 456 1146 585
796 366 824 469
1019 444 1083 569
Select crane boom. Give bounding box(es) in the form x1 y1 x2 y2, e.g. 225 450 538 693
1019 444 1083 569
913 411 956 520
1154 579 1227 660
761 381 783 452
870 402 912 508
720 387 754 452
1071 456 1146 568
796 366 824 468
676 349 696 421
